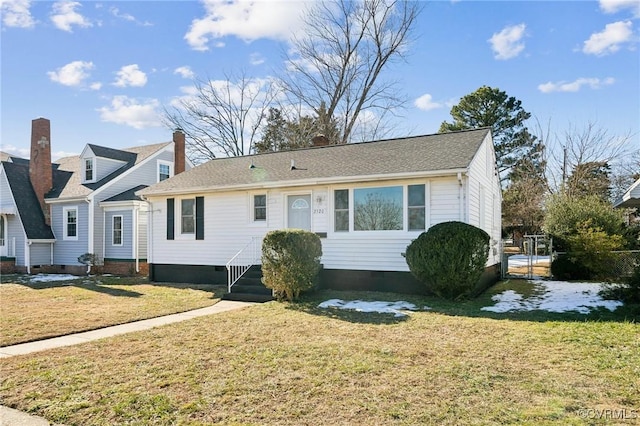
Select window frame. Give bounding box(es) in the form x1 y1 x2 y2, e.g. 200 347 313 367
252 194 267 222
84 158 95 183
112 215 123 246
331 182 429 234
407 184 426 231
157 160 173 182
63 206 79 241
180 198 196 235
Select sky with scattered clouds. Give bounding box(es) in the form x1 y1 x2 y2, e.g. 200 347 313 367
1 0 638 161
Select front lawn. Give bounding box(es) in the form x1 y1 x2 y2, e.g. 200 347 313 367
0 282 638 425
0 274 224 346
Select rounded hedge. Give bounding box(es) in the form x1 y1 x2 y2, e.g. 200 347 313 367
405 221 490 300
261 229 322 301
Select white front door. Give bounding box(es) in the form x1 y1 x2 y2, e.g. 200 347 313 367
287 195 311 231
0 215 6 257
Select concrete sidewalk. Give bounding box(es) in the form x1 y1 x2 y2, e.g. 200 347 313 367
0 300 254 425
0 300 253 358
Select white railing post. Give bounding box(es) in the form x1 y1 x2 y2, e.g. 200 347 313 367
226 237 262 292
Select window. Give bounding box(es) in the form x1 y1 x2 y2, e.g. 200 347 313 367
158 161 173 182
408 184 426 231
181 199 195 234
334 189 349 232
112 215 123 246
254 194 266 221
85 158 94 181
63 207 78 240
354 186 403 231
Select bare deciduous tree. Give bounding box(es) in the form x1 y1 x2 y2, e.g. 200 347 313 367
282 0 421 144
163 71 276 163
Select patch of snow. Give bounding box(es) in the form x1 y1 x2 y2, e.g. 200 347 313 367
28 274 81 283
318 299 422 317
482 281 623 314
508 254 550 267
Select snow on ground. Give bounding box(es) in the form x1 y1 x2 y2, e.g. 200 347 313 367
318 299 424 317
507 255 550 268
482 280 622 314
27 274 82 283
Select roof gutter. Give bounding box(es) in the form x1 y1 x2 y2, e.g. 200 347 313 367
138 168 470 198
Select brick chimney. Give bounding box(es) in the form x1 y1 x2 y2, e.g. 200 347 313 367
173 129 185 175
311 134 330 147
29 118 53 225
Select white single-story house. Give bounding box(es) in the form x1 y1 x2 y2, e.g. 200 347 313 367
138 128 502 294
0 118 189 275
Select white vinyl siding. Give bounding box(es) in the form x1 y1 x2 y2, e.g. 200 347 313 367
52 203 89 265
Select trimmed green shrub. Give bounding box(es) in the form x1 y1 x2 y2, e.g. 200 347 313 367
550 254 591 281
405 221 490 300
261 229 322 301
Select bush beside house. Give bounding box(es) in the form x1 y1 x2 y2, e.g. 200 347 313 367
261 230 322 301
405 221 490 300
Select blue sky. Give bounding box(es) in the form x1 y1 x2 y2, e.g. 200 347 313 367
1 0 639 162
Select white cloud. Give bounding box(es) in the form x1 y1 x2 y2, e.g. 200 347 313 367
184 0 307 51
174 66 195 79
109 6 152 26
249 52 265 66
98 96 162 129
1 0 35 28
414 93 442 111
50 1 92 32
89 82 102 91
599 0 640 17
0 144 30 158
538 77 615 93
113 64 147 87
47 60 95 87
582 21 634 56
488 23 527 60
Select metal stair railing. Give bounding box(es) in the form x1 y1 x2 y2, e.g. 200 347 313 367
226 237 262 292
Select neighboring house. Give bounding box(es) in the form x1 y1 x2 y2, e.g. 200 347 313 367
138 128 502 293
614 177 640 223
0 118 189 275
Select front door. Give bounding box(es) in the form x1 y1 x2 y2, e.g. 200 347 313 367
287 195 311 231
0 215 6 257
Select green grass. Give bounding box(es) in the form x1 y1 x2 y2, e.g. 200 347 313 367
0 274 225 346
0 281 638 425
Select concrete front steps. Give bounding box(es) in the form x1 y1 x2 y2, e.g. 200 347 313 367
222 266 274 303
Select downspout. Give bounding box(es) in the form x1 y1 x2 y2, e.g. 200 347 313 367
50 242 54 266
26 240 31 274
102 209 106 272
457 172 464 222
134 206 139 273
86 197 93 274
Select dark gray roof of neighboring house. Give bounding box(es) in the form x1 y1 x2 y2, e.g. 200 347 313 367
140 128 491 196
87 144 137 163
102 185 148 202
48 142 171 199
1 161 55 240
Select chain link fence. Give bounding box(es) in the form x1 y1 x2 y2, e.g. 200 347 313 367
552 250 640 281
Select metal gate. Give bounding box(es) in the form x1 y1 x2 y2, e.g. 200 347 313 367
501 234 553 279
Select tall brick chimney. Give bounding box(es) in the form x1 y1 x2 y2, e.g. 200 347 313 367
29 118 53 225
173 129 185 175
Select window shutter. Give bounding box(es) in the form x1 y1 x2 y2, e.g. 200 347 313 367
167 198 175 240
195 196 204 240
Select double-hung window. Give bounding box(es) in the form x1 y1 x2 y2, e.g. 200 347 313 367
85 158 94 182
334 189 349 232
181 199 195 234
408 184 426 231
63 207 78 240
253 194 267 222
158 161 173 182
112 215 123 246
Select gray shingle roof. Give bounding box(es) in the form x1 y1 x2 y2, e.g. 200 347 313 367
103 185 148 202
2 161 55 240
139 128 491 196
48 142 171 199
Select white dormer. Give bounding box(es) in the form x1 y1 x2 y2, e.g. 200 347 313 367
80 145 128 184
